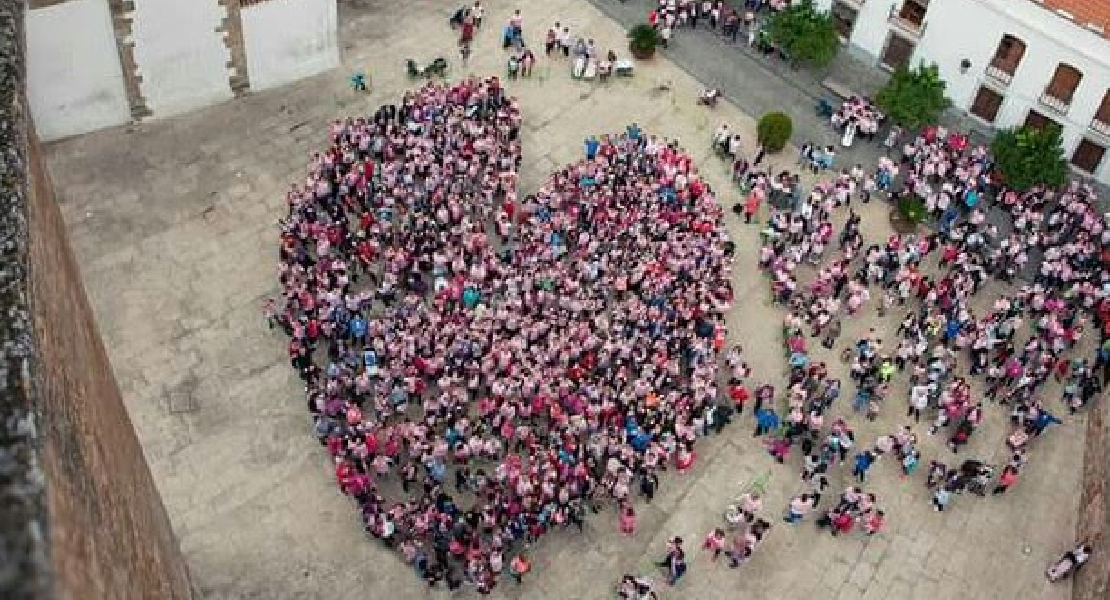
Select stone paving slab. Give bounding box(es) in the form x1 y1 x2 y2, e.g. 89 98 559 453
42 1 1086 599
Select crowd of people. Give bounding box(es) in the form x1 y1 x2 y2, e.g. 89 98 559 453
265 1 1109 583
269 79 738 592
747 114 1107 536
648 0 788 51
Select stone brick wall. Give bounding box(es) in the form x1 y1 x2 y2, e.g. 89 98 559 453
24 119 194 600
1075 397 1109 600
0 1 192 598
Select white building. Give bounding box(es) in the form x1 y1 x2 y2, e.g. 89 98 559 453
814 0 1110 185
24 0 338 141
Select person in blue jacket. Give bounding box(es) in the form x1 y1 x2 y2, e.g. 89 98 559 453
754 407 779 437
852 450 875 482
584 135 600 160
1030 409 1062 437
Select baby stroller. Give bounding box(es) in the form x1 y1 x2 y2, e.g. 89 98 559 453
617 575 658 599
815 509 855 536
406 57 448 79
816 98 834 118
1046 543 1093 582
502 24 522 49
965 465 994 497
723 472 770 529
448 5 468 28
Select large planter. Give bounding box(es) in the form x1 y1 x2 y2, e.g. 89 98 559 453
888 208 919 234
628 24 660 60
630 42 656 60
757 112 793 153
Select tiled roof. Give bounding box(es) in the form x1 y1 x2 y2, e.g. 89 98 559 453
1037 0 1110 37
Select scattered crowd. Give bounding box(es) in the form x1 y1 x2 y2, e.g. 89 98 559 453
747 118 1106 551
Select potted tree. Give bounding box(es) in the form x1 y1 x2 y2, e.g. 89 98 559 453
629 24 661 60
890 193 928 233
757 112 793 153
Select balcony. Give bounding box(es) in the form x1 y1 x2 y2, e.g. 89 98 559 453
984 64 1013 86
1038 91 1072 115
887 15 925 37
888 0 928 37
1092 117 1110 138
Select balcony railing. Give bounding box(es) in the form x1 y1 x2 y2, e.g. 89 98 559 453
1039 91 1072 115
1092 117 1110 138
887 15 925 36
984 64 1013 86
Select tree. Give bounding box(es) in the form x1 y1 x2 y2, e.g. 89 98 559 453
628 24 661 59
757 112 793 152
990 125 1069 192
897 194 928 225
765 0 840 69
875 62 951 130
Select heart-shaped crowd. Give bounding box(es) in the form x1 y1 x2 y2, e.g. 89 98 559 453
268 77 735 591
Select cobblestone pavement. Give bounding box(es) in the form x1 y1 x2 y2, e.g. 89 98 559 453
43 0 1085 598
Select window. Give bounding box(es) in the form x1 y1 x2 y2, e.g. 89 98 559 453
880 34 915 70
970 86 1004 123
987 35 1026 83
1044 63 1083 105
1071 139 1106 173
1024 110 1058 132
1093 90 1110 136
832 1 860 40
1096 91 1110 123
898 0 929 28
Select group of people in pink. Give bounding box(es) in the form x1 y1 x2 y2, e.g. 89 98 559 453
267 77 736 593
830 96 883 145
750 115 1107 541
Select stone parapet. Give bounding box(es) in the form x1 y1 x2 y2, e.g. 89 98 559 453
0 1 191 598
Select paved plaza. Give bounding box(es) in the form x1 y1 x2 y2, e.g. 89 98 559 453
43 1 1087 598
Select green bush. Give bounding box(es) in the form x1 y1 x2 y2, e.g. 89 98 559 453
875 62 951 130
897 194 928 225
766 0 840 68
757 112 793 153
628 24 661 59
990 125 1069 192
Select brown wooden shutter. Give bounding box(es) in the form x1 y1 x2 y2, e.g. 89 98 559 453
1024 110 1054 131
1047 64 1082 103
970 87 1003 123
992 35 1025 76
881 35 915 69
1071 140 1106 173
1095 90 1110 124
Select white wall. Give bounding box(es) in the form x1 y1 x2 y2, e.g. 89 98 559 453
25 0 130 141
846 0 895 61
130 0 232 116
242 0 339 90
